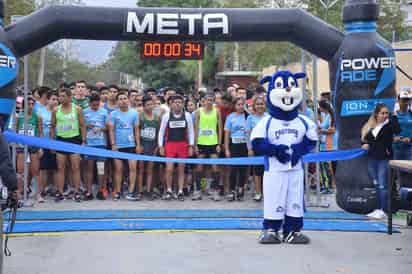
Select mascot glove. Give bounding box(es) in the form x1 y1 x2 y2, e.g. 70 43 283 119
269 144 291 164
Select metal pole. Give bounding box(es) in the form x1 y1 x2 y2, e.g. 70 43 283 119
312 56 321 203
23 55 29 204
306 55 328 208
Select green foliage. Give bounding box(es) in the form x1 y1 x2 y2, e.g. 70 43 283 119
377 0 410 42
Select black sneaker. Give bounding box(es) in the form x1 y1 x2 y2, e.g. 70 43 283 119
177 192 184 201
83 192 94 201
96 191 105 200
149 192 158 201
258 230 281 244
73 192 81 203
183 187 189 197
113 192 121 201
237 189 244 201
283 231 310 244
55 192 64 202
136 192 143 201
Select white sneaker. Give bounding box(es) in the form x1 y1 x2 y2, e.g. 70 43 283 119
367 209 380 219
376 209 387 219
37 195 45 203
192 191 202 201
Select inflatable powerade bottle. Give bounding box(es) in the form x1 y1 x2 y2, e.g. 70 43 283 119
331 0 396 214
0 1 18 130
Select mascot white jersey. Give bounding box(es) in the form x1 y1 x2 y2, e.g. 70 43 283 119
251 70 317 244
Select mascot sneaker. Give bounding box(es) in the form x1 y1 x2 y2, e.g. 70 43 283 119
258 230 282 244
283 231 310 244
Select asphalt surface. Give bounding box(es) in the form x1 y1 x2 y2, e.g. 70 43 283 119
4 230 412 274
4 193 412 274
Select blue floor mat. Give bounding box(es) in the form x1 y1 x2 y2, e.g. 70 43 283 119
4 210 367 221
4 219 395 234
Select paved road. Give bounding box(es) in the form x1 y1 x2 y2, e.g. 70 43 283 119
4 229 412 274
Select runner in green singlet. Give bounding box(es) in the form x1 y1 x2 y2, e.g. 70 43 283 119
51 88 86 202
193 92 223 201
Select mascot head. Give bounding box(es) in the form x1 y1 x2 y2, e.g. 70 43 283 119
260 70 306 121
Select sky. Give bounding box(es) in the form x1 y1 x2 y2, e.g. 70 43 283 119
74 0 138 65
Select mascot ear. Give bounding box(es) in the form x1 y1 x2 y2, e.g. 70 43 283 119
260 76 272 85
294 72 306 79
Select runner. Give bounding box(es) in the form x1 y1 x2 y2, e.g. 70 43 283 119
224 97 248 201
193 92 222 201
108 91 141 201
15 96 43 201
73 80 90 110
83 93 109 200
104 84 119 113
246 96 268 202
160 87 176 114
138 95 160 200
38 90 59 202
50 88 86 202
158 95 194 201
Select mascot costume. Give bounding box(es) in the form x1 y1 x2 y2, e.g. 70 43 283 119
251 70 318 244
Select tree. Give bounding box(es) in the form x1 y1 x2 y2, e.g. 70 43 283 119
377 0 410 42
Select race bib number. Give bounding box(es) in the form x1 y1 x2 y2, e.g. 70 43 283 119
19 129 35 136
169 120 186 129
58 124 73 132
87 129 103 140
141 127 156 140
231 137 247 144
199 129 214 136
119 122 131 129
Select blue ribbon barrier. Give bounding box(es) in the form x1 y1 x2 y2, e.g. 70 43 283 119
4 131 366 166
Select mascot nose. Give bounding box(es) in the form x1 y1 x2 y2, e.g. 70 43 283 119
286 87 291 92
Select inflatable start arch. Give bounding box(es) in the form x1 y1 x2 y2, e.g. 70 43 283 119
0 0 396 214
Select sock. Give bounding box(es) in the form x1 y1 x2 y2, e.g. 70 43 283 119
262 219 283 231
283 215 303 236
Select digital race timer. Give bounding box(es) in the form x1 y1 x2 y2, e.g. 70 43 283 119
141 41 204 60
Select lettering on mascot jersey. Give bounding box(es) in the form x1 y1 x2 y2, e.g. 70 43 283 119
125 12 229 36
340 56 395 83
274 128 298 140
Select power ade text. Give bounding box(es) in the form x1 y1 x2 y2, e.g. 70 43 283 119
126 12 229 36
340 57 395 83
0 55 16 69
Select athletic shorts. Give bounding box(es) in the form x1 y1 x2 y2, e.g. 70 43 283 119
56 135 82 155
82 145 107 161
40 149 57 170
229 143 248 157
197 144 218 157
142 140 157 156
165 141 188 158
16 146 39 154
254 165 264 177
118 147 136 154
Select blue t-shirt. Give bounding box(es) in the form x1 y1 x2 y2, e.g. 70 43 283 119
84 107 108 147
225 112 247 144
37 106 52 138
109 109 139 148
319 113 337 151
33 102 44 117
397 111 412 138
246 113 269 132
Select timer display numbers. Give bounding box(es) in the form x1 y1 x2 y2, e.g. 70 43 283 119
141 41 204 60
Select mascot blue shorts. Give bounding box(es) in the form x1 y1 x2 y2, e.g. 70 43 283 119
251 70 318 244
